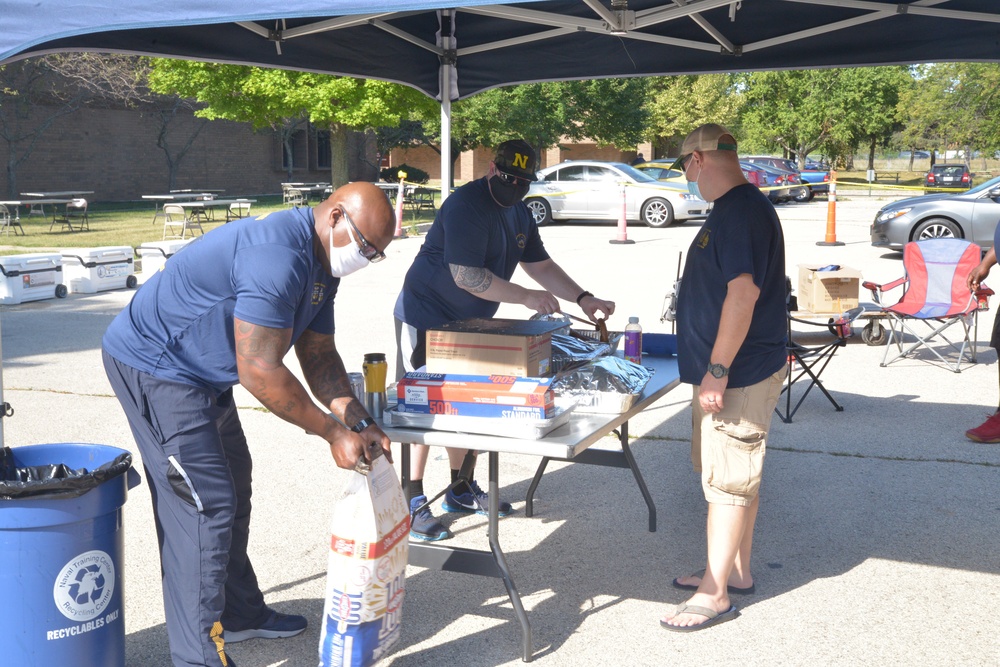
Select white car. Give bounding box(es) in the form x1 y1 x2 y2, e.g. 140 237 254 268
524 161 712 228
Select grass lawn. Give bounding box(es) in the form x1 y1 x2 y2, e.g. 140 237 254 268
0 195 438 257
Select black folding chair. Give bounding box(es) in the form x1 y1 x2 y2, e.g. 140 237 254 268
777 282 861 423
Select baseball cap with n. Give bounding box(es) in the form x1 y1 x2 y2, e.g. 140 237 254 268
494 139 539 182
669 124 738 171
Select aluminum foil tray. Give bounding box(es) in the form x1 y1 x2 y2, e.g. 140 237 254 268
382 403 574 440
556 392 639 415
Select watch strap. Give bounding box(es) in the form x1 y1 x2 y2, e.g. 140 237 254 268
350 417 376 433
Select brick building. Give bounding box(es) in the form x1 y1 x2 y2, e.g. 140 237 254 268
2 102 650 201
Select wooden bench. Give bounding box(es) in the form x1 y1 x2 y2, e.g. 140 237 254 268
875 172 900 184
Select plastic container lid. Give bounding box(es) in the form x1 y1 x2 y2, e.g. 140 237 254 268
628 316 639 323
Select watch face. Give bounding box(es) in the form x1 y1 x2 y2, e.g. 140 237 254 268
709 364 727 378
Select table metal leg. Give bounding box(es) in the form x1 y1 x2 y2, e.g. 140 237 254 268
487 451 532 662
617 422 656 532
524 457 550 518
399 444 533 661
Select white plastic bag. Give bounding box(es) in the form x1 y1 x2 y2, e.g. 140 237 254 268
318 445 409 667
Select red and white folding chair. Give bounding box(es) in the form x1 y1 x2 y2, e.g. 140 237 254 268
863 238 982 372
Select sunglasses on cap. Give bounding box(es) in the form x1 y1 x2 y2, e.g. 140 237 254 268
340 206 386 263
495 170 531 187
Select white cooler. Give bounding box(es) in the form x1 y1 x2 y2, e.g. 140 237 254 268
0 253 67 305
61 246 137 294
136 239 194 275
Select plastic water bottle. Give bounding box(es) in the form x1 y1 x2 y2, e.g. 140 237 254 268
624 316 642 364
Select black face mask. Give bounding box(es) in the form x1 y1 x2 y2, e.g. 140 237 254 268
488 175 530 207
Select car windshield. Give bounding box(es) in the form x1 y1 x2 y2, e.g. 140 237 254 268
614 163 658 183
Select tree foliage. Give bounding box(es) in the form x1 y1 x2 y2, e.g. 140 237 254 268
147 60 435 186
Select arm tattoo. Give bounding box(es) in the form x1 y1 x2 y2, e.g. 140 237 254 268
450 264 493 293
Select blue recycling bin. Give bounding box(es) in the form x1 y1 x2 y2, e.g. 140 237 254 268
0 443 139 667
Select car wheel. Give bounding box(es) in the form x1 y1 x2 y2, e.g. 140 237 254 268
641 197 674 228
525 198 552 226
913 218 961 242
793 187 813 203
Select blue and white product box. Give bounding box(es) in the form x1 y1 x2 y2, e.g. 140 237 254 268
396 372 554 419
0 253 64 304
60 246 136 294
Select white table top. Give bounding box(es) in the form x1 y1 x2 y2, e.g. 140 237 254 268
175 198 256 208
381 355 680 459
1 198 73 206
20 191 93 197
142 193 217 201
169 188 226 194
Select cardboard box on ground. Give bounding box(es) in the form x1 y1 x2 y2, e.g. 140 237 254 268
798 265 862 313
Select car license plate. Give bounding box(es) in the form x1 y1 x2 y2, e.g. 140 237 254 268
943 176 955 182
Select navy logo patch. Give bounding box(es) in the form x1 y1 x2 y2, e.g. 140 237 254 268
312 283 326 305
516 233 527 249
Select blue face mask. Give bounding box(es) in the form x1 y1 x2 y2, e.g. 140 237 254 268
686 157 703 200
687 180 703 200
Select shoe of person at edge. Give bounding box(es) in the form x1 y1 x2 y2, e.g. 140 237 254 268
442 480 513 517
224 609 307 643
966 412 1000 443
409 494 451 542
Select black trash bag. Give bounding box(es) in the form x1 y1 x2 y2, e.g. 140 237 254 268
0 447 133 500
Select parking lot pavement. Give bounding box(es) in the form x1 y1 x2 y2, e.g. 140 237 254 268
3 192 999 666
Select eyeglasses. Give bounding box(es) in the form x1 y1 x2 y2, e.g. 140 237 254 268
340 207 386 263
496 170 531 187
679 153 693 171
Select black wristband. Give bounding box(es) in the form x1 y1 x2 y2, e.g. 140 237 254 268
575 290 593 305
350 417 376 433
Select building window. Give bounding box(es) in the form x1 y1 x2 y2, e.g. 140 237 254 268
281 129 308 170
316 130 331 169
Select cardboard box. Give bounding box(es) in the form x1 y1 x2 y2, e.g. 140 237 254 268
0 253 65 305
396 372 554 418
798 265 862 313
426 318 564 377
61 246 136 294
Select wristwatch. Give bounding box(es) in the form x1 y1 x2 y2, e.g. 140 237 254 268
350 417 376 433
707 363 729 379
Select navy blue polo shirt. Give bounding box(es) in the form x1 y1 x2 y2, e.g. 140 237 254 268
103 207 338 394
677 183 787 387
394 177 549 331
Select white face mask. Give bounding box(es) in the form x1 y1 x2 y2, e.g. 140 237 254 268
328 216 370 278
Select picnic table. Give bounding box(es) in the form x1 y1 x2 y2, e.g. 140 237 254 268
176 198 257 222
143 193 220 224
20 191 94 217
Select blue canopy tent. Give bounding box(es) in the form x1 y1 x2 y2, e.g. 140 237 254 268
3 0 1000 192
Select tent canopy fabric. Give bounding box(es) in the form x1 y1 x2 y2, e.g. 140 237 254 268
4 1 1000 102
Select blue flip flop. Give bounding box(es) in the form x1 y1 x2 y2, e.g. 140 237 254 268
660 603 739 632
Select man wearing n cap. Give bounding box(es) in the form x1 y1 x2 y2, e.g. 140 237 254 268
393 139 615 541
660 124 787 632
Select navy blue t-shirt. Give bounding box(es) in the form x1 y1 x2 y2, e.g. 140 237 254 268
677 183 787 387
393 177 549 331
103 207 339 394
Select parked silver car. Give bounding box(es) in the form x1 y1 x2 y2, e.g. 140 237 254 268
524 161 711 228
870 175 1000 250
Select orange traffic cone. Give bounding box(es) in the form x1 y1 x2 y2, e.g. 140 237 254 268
609 183 634 245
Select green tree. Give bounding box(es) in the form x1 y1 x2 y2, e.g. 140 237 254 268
837 66 910 171
147 60 434 187
737 69 844 167
645 74 740 156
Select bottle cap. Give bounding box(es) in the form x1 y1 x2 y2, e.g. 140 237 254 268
628 316 639 324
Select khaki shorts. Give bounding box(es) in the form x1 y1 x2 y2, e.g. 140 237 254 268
691 367 786 506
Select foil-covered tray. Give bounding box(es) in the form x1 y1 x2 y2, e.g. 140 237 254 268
382 403 574 440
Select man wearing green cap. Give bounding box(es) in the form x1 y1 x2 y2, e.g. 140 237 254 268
661 124 787 633
393 139 615 541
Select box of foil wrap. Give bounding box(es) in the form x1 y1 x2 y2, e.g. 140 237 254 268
318 450 408 667
396 372 555 419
